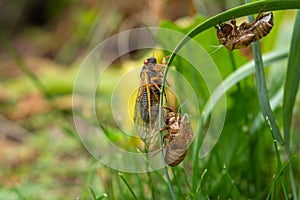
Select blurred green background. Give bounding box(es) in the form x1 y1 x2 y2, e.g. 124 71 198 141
0 0 299 199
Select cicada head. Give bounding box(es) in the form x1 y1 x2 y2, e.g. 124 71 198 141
144 56 157 65
216 23 233 44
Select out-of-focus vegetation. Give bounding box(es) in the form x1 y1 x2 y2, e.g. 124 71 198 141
0 0 300 199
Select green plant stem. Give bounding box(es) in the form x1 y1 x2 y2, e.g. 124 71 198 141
159 63 177 200
282 10 300 200
248 5 287 195
252 42 283 145
119 173 138 200
192 116 204 191
228 51 241 92
273 140 289 199
0 27 51 99
159 129 177 200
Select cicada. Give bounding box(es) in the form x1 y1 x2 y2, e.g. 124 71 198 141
215 8 274 50
162 107 193 167
134 56 168 147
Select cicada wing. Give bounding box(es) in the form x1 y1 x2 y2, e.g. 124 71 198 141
180 114 194 144
134 98 165 147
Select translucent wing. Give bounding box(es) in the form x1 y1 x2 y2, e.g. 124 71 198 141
180 114 194 144
134 97 161 147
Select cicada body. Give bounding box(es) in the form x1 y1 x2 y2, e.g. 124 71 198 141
162 108 193 166
216 8 274 50
134 56 168 146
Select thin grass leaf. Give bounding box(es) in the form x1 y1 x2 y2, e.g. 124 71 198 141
0 27 51 99
191 49 288 191
118 173 138 200
250 87 283 134
168 168 184 198
283 10 300 133
95 194 108 200
252 41 283 145
146 172 156 199
228 51 241 92
282 10 300 200
135 148 168 185
272 140 289 199
11 188 25 200
266 155 297 199
180 166 194 198
90 187 98 200
200 49 288 131
222 165 243 198
249 7 288 196
90 187 108 200
158 88 177 200
192 115 204 191
195 169 207 196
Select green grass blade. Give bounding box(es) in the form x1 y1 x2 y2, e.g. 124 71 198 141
249 12 286 199
90 187 108 200
252 41 283 144
195 169 207 196
191 49 288 192
250 87 283 134
118 173 138 200
166 0 300 67
266 155 297 199
0 27 51 99
180 166 194 198
283 11 300 159
203 49 288 124
282 10 300 200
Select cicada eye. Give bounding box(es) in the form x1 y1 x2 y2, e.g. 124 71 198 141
144 59 148 65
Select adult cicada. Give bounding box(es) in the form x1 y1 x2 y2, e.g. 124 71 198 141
134 56 168 147
215 8 274 50
162 107 193 167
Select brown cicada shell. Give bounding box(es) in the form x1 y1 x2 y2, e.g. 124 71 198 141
215 8 274 50
162 108 193 166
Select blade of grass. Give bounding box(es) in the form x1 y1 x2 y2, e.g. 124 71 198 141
251 38 283 145
266 155 297 199
202 49 288 128
118 173 138 200
250 87 283 134
282 10 300 200
191 49 288 191
180 166 194 199
195 169 207 196
228 51 241 92
170 167 185 198
90 187 108 200
136 148 168 185
222 165 243 198
273 139 289 199
0 27 51 99
248 3 288 195
192 115 204 191
158 72 177 200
